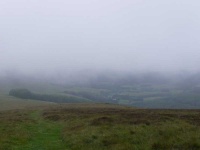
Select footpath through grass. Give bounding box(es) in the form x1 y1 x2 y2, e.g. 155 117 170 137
0 109 68 150
1 104 200 149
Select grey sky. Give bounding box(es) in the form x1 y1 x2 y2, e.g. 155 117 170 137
1 0 200 75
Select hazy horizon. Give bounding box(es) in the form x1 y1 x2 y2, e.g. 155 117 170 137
1 0 200 76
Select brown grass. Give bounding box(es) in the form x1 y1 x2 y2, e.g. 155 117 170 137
42 103 200 126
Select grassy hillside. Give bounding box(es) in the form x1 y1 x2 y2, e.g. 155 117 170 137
2 74 200 108
9 89 92 104
0 94 55 111
0 103 200 149
63 84 200 108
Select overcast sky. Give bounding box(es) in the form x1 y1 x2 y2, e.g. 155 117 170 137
1 0 200 76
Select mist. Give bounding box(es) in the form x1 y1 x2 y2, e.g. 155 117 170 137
1 0 200 77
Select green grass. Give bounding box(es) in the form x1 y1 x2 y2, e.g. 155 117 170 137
0 94 54 111
21 111 67 150
1 104 200 149
0 110 67 150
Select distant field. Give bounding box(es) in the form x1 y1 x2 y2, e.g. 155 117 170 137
1 103 200 149
2 77 200 108
0 94 55 111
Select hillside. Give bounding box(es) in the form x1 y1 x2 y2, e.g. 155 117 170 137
0 94 55 111
0 103 200 149
2 72 200 109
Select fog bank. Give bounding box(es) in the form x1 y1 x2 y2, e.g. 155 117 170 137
1 0 200 76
